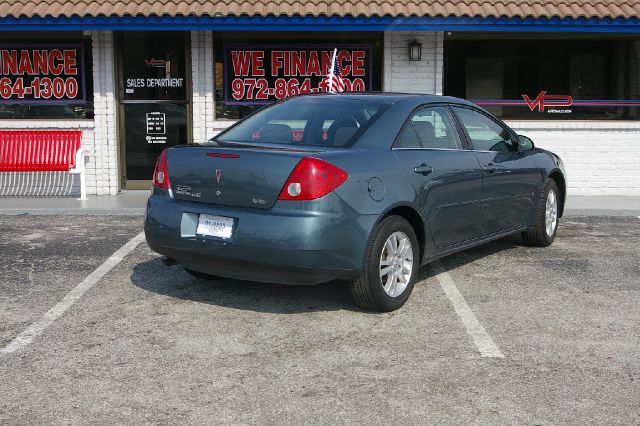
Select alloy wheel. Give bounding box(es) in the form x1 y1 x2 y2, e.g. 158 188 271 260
545 189 558 237
379 231 414 297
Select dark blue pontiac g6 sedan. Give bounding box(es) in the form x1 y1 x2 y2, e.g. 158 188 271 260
144 93 566 312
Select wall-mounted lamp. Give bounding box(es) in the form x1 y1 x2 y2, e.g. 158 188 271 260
408 39 422 61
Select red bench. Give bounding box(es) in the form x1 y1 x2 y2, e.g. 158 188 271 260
0 130 89 199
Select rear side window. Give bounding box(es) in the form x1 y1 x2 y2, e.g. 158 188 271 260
394 106 462 149
216 97 391 148
452 107 514 152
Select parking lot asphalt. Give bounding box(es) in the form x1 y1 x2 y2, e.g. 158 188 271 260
0 215 638 424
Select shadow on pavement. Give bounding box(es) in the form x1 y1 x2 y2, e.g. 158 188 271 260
130 233 526 314
435 233 526 271
130 257 362 314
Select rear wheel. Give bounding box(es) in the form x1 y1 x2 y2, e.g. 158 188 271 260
350 216 419 312
522 179 559 247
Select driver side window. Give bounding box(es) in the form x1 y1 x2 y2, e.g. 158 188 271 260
452 107 514 153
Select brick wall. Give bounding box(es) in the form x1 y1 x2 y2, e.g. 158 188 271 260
91 31 119 196
191 31 217 143
383 31 443 95
507 121 640 196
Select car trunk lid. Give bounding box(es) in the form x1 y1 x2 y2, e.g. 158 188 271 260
167 144 319 209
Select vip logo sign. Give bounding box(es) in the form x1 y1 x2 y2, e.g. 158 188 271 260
145 58 166 68
522 91 573 111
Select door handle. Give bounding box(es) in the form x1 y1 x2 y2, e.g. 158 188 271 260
414 164 434 175
483 164 497 174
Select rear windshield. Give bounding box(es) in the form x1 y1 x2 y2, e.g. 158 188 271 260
215 96 392 148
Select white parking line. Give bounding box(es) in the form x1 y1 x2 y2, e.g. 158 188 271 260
0 231 145 355
432 261 505 358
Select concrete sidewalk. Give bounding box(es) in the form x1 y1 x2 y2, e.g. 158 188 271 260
0 191 639 217
0 191 148 215
564 195 640 217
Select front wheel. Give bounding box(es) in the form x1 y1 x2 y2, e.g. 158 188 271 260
522 179 560 247
350 215 419 312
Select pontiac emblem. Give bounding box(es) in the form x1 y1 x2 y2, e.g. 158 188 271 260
215 169 222 184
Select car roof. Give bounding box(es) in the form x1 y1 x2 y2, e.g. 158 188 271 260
292 92 476 108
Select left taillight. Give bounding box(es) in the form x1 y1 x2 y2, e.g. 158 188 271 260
278 157 348 201
152 149 171 189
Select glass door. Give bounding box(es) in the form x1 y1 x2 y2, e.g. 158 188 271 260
117 31 191 189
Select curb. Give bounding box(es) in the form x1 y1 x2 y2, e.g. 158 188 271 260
0 208 145 216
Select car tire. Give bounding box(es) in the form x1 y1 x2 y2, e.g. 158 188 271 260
184 267 219 280
522 179 560 247
350 215 419 312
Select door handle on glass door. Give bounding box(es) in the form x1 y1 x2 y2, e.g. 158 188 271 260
414 164 433 175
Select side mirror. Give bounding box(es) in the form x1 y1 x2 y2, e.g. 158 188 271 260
517 135 535 151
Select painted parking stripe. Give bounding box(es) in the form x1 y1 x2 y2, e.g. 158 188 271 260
432 261 505 358
0 231 146 355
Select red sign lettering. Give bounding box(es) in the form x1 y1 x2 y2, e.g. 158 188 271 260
523 91 573 111
47 49 63 75
145 58 166 68
231 51 252 77
291 51 305 76
2 50 17 75
0 44 86 103
271 51 284 75
251 51 265 77
225 44 373 104
351 50 365 77
307 51 321 76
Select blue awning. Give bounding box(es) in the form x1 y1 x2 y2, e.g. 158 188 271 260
0 15 639 33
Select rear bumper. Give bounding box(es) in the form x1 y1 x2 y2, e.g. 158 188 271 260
144 193 376 285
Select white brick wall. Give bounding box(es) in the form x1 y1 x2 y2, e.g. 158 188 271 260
383 31 443 95
507 121 640 196
191 31 217 143
91 31 119 196
0 31 119 196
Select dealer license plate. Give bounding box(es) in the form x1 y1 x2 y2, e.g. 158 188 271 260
196 214 234 239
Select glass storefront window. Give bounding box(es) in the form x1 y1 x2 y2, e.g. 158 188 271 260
213 32 383 120
444 34 640 120
0 33 93 120
120 32 187 102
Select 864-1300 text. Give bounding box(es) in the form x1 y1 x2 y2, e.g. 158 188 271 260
231 77 366 101
0 76 79 100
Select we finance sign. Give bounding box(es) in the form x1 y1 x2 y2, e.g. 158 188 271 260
223 44 373 105
0 44 86 104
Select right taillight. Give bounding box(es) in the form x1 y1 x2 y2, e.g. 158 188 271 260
278 157 348 201
152 149 171 189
